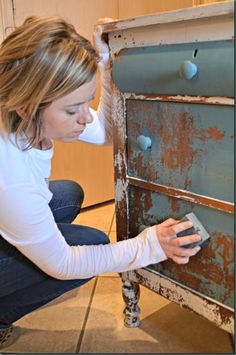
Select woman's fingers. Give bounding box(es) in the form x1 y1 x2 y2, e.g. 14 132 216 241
173 245 201 257
155 218 202 264
160 218 179 227
173 233 201 247
172 220 193 234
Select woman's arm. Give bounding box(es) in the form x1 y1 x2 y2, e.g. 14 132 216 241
0 184 167 280
78 21 113 145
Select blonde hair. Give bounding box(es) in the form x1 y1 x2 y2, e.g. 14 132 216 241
0 16 99 149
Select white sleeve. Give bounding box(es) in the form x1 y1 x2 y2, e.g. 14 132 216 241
0 184 167 280
79 66 113 145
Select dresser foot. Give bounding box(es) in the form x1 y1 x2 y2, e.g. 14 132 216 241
122 274 140 327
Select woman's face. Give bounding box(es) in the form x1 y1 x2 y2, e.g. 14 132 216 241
41 74 96 143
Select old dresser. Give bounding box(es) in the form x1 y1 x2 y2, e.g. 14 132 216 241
102 1 234 333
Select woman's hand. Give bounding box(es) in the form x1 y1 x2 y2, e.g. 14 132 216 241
156 218 201 264
93 18 116 67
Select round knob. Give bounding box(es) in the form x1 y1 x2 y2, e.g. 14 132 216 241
179 60 198 80
137 135 152 151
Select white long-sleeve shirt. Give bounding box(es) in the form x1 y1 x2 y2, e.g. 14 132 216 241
0 66 167 280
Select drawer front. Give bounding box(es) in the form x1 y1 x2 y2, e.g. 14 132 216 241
128 186 234 308
113 40 234 97
127 99 234 203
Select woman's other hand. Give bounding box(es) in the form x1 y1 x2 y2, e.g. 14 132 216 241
93 18 116 66
156 218 201 264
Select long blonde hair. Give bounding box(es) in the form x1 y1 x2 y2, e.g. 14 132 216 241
0 16 99 149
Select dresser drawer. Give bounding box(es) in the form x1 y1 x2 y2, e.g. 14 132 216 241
113 40 233 97
128 186 234 308
126 99 234 203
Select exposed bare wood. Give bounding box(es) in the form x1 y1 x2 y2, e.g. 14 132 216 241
129 268 234 334
100 1 233 33
127 176 234 214
124 93 234 106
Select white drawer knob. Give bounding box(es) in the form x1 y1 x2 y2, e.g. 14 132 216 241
179 60 198 80
137 135 152 150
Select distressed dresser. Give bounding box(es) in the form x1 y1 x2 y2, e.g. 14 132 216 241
102 1 234 333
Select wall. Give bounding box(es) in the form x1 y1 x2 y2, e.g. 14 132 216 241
0 2 3 42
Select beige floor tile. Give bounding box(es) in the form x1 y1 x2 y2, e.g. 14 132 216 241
79 277 233 354
73 202 115 233
99 232 119 277
108 231 117 243
110 210 116 231
3 279 96 354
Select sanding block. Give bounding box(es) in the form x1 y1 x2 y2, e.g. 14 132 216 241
177 212 210 249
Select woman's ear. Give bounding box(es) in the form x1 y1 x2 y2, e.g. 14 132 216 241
16 108 27 119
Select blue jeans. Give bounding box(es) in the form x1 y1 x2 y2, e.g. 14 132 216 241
0 180 109 328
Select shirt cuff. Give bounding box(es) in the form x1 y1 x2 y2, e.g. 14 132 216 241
147 225 168 263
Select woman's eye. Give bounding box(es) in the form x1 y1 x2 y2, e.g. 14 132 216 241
66 105 81 116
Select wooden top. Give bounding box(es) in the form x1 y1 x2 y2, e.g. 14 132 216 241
99 1 234 33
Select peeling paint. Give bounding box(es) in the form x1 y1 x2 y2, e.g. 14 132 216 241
124 93 234 106
126 99 233 205
128 186 234 308
197 126 225 141
122 278 141 327
109 3 234 335
128 268 234 333
127 176 234 214
114 151 123 174
115 178 126 204
159 111 198 176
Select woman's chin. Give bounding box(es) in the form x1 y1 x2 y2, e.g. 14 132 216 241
55 136 79 143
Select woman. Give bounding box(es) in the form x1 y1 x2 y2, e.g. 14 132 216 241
0 16 201 348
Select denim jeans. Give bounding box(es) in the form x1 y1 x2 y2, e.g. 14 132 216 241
0 180 109 328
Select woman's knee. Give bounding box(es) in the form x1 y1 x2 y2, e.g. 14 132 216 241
49 180 84 207
92 229 110 245
49 180 84 223
58 224 110 246
67 180 84 206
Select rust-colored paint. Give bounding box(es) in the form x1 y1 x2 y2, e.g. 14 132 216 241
135 153 159 182
207 126 225 140
114 48 129 60
226 39 234 44
151 231 234 305
218 305 233 326
128 187 154 232
157 112 198 190
128 186 234 305
168 196 181 213
197 126 225 142
128 176 234 214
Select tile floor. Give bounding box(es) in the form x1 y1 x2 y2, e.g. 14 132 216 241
2 201 234 354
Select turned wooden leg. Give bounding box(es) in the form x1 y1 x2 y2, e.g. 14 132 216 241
121 272 140 327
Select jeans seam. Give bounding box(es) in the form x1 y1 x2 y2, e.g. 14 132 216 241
50 204 80 212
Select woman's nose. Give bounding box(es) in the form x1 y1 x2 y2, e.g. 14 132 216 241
77 104 94 124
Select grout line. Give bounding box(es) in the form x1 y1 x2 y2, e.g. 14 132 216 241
228 332 235 352
108 210 115 237
75 277 98 353
80 199 115 214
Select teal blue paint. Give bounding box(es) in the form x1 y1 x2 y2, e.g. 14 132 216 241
113 40 234 96
128 187 234 307
127 100 234 203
